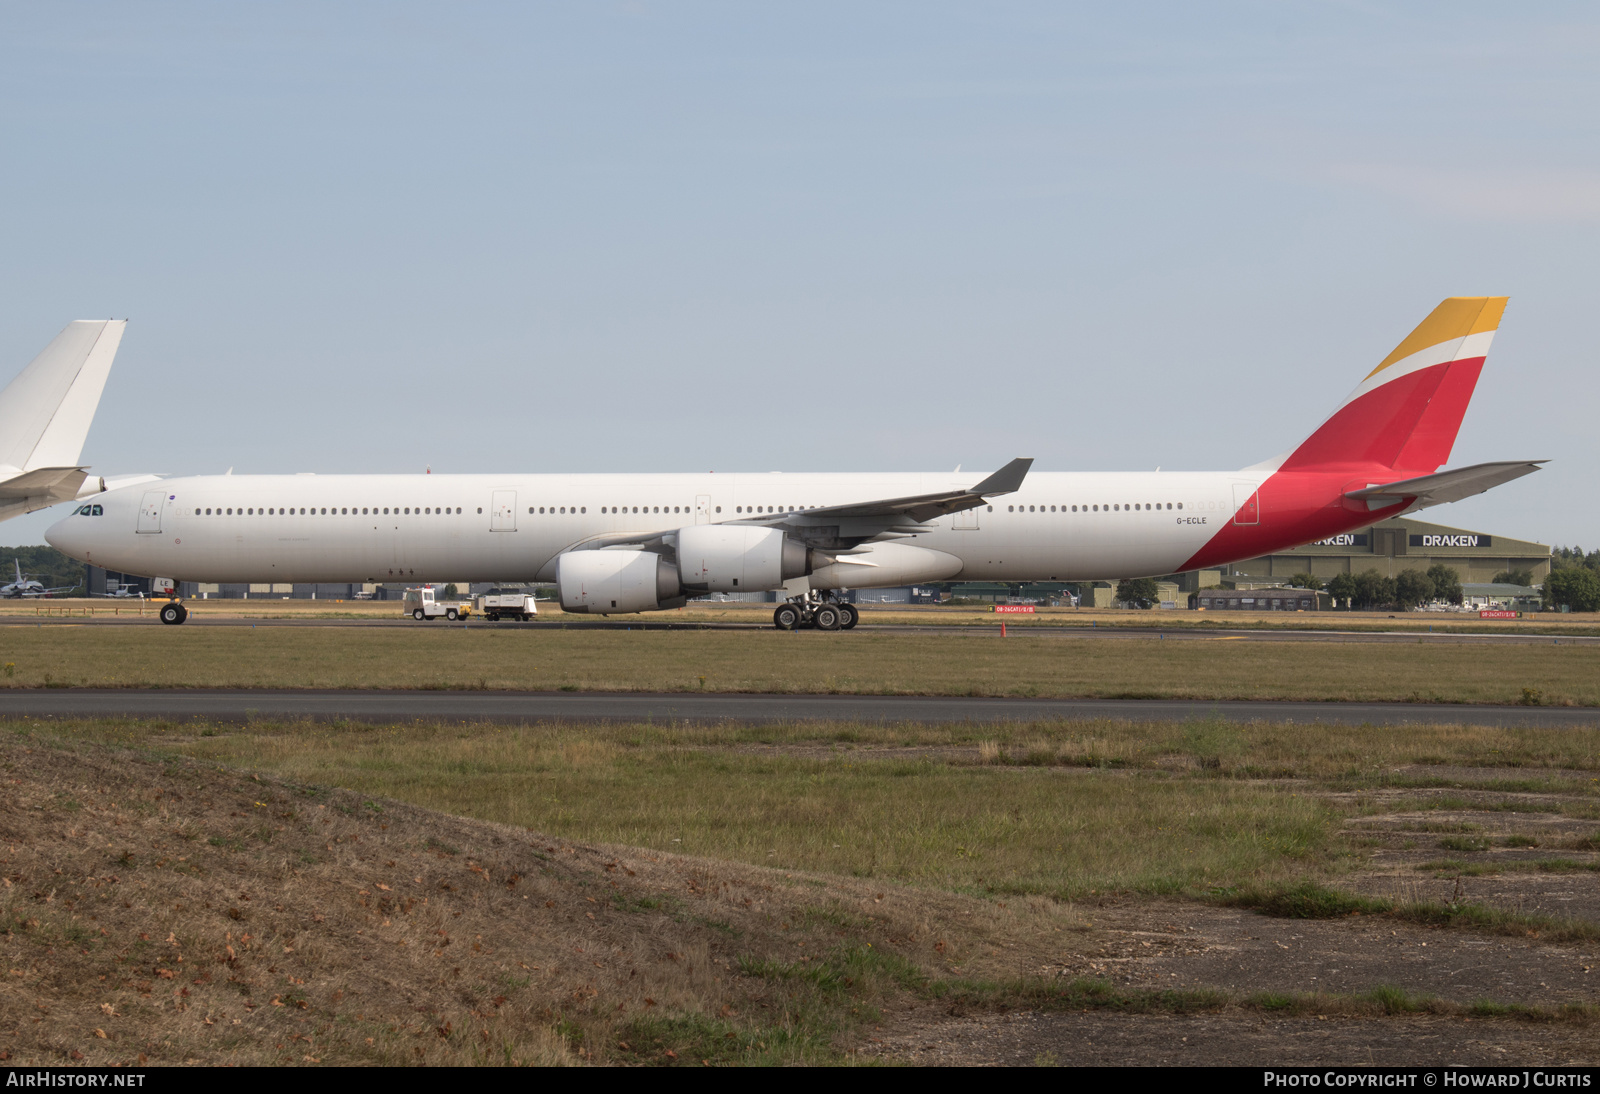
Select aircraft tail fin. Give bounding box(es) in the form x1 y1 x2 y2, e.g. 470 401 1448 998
1277 298 1506 475
0 320 126 474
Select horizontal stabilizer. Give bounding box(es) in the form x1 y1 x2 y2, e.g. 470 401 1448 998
0 465 87 501
1344 460 1545 511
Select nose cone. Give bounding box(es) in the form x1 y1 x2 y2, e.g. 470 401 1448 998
45 514 88 562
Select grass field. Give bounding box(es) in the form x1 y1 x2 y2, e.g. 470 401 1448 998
2 624 1599 705
43 715 1600 901
6 597 1600 635
4 714 1598 1065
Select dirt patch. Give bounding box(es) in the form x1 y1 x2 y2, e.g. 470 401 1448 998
1347 871 1600 925
1017 900 1600 1006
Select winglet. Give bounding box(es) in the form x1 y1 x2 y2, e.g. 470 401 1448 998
973 457 1032 496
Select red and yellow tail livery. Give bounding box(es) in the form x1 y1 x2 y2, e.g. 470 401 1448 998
1281 296 1507 476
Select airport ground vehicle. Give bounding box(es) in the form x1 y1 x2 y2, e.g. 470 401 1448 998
47 298 1544 630
402 587 473 621
474 588 537 621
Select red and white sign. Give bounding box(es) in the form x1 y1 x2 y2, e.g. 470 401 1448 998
1478 609 1519 619
993 604 1036 613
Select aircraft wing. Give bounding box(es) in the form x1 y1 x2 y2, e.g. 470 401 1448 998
1344 460 1546 510
533 458 1034 576
768 457 1034 525
736 460 1036 531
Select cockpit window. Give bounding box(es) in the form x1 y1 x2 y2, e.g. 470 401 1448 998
73 505 104 516
91 504 103 516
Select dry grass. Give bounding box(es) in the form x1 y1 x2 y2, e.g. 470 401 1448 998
3 626 1600 704
0 730 1088 1066
27 715 1600 904
28 719 1339 902
3 714 1598 1065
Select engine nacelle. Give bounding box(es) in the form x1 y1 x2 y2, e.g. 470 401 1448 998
675 525 809 592
806 541 964 590
557 549 685 614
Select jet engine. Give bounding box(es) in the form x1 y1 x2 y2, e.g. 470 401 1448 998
675 525 810 592
556 549 686 614
557 525 818 613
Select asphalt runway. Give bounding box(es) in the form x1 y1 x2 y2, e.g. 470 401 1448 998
0 689 1595 728
9 614 1600 645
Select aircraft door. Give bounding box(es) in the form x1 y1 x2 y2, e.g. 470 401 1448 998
136 490 166 534
490 490 517 532
1232 483 1260 526
952 506 980 530
695 495 711 525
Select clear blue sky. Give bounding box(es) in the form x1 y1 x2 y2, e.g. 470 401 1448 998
2 3 1595 547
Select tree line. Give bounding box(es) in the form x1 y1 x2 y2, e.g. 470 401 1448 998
1304 563 1465 611
0 545 86 592
1545 545 1600 612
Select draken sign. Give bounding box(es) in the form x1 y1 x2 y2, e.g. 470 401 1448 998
1309 534 1369 547
1410 534 1491 548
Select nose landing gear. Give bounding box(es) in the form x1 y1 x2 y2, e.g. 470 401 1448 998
771 595 859 631
158 600 189 625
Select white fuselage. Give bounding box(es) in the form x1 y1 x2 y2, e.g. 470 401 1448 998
48 470 1267 587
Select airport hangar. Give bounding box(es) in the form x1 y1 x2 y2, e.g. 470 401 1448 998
1201 515 1550 587
83 514 1550 605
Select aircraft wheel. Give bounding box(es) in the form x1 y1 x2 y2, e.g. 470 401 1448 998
159 602 185 626
813 604 842 631
773 604 802 630
446 609 459 621
839 603 859 630
413 608 425 621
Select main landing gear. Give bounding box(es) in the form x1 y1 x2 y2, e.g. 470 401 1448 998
158 599 189 625
772 596 858 632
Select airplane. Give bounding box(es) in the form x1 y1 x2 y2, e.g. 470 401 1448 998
45 296 1543 628
0 559 77 598
0 320 159 523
